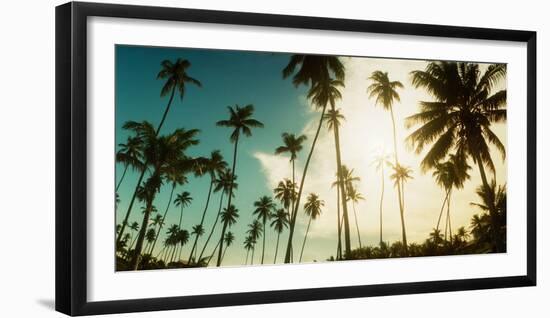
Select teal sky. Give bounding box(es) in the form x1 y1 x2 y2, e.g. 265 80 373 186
115 45 314 266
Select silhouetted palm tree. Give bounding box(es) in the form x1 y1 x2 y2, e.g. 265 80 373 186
175 228 190 263
253 196 276 264
247 220 262 265
270 208 289 263
116 136 143 192
127 221 140 252
215 205 240 266
470 181 507 252
188 150 227 264
372 153 391 244
174 191 192 228
347 184 365 248
216 104 264 266
144 228 156 255
243 236 256 265
198 169 237 262
275 133 307 215
367 70 406 253
407 62 506 251
221 231 235 262
117 58 201 247
285 78 345 263
299 193 324 262
389 163 413 255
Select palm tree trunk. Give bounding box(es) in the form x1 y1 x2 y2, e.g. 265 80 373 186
274 233 281 263
389 107 407 255
336 182 342 260
178 205 184 228
291 160 296 263
129 233 138 251
131 200 155 270
206 239 221 266
198 192 224 261
436 189 450 232
330 104 351 256
116 165 129 192
261 219 266 264
116 86 176 247
299 217 313 262
222 245 229 262
284 104 328 263
148 183 176 255
251 248 255 265
379 167 385 245
156 245 166 260
245 249 249 265
217 135 239 266
447 190 452 245
188 178 214 264
352 202 362 248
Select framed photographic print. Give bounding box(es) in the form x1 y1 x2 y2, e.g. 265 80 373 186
55 1 536 316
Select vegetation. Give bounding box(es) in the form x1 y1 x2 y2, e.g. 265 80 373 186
115 54 507 271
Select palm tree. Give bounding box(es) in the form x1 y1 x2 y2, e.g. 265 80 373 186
221 231 235 262
389 163 413 255
372 153 391 244
174 191 192 228
243 236 255 265
144 228 156 255
127 221 140 252
347 184 365 248
432 154 470 242
299 193 324 262
176 228 190 262
116 59 201 247
274 179 297 222
198 169 237 262
253 196 276 264
367 71 406 253
282 55 345 264
116 136 143 192
188 150 227 264
216 104 264 266
275 133 307 215
284 78 345 263
128 124 200 270
270 208 289 263
470 181 507 252
407 62 506 251
188 224 204 261
246 220 263 265
215 205 240 266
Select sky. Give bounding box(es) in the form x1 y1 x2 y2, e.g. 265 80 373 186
115 45 507 268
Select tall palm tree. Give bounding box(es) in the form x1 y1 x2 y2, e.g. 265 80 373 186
174 191 192 228
221 231 235 262
243 236 255 265
247 220 263 265
346 184 365 248
367 71 406 253
188 224 204 261
389 163 413 255
270 208 289 263
215 205 239 266
299 193 324 262
274 179 297 222
432 154 470 242
188 150 227 264
282 55 345 264
128 123 200 270
216 104 264 266
372 153 391 244
198 169 237 262
253 196 276 264
284 78 345 263
176 228 190 262
127 221 140 252
144 228 156 255
117 59 201 247
116 136 143 192
275 133 307 215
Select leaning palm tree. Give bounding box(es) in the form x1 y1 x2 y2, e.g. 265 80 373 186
247 220 263 265
221 231 235 262
432 154 471 242
389 163 413 255
367 71 406 253
175 228 190 263
275 133 307 213
215 205 240 266
188 150 227 264
282 55 345 264
116 136 143 192
299 193 324 262
116 59 201 247
252 196 276 264
127 221 140 252
174 191 192 228
270 208 289 263
144 228 156 255
188 224 204 261
198 169 237 262
284 78 345 263
216 104 264 266
372 153 392 244
407 61 506 251
274 179 297 220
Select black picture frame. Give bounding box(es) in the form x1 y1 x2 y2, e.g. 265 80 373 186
55 1 537 316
